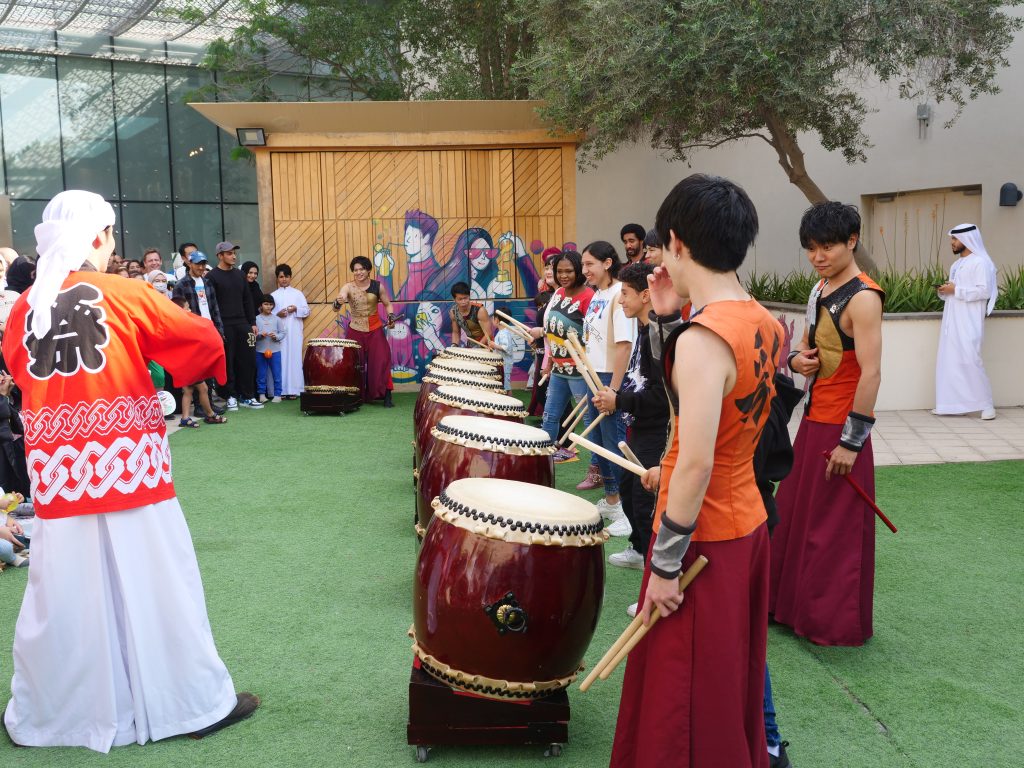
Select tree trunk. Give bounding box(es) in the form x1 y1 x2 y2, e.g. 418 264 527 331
759 107 829 204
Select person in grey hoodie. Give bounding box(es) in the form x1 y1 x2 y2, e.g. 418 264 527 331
255 293 286 402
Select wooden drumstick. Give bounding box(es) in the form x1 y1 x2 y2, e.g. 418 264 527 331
598 556 708 680
494 308 532 333
564 343 600 395
538 374 549 387
562 392 590 427
618 441 643 468
568 432 643 477
578 412 605 439
580 556 709 691
466 336 489 349
559 406 588 443
566 331 603 392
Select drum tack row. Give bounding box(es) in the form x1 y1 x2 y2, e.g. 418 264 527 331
408 346 609 762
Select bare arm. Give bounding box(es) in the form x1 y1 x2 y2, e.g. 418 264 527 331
642 325 736 623
478 307 493 342
608 340 632 391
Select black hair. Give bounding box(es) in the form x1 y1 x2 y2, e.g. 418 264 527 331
535 290 553 308
620 223 646 241
177 242 198 258
261 294 276 306
240 260 259 275
655 174 758 272
550 250 585 288
494 304 510 319
350 255 372 272
582 240 621 279
275 263 292 278
798 202 861 251
619 261 655 293
643 228 662 248
450 281 471 298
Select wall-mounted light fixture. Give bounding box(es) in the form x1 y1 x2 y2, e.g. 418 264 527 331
916 103 932 139
236 128 267 147
999 182 1023 206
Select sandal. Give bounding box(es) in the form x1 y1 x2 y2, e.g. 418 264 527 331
204 414 227 424
179 417 200 429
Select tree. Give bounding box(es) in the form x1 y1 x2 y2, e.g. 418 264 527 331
517 0 1023 203
191 0 532 101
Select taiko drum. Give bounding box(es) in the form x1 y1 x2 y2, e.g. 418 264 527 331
301 338 363 413
415 415 555 533
414 386 528 468
413 369 505 425
412 478 607 700
438 345 505 384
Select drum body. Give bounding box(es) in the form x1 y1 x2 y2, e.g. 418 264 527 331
413 478 607 699
415 386 528 467
301 339 363 414
416 416 554 532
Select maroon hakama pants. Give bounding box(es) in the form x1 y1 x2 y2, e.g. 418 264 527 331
610 525 770 768
769 419 875 646
346 326 393 401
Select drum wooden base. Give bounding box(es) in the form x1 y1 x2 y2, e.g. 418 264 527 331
407 662 568 761
299 391 362 415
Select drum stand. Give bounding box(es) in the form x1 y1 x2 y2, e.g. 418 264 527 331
407 661 569 762
299 389 362 415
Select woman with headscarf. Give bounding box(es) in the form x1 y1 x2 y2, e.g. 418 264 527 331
0 190 257 750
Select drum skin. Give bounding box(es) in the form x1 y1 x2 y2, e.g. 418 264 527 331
416 436 553 531
415 399 523 468
413 516 604 691
303 342 363 403
413 376 502 424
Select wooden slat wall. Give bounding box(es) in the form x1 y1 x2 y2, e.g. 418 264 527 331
269 145 571 346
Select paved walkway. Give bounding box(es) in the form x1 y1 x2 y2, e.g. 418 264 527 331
789 406 1024 466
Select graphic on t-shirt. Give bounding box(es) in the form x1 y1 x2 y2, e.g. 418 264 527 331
734 327 779 435
24 283 109 380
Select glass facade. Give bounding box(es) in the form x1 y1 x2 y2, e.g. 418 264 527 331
0 51 260 271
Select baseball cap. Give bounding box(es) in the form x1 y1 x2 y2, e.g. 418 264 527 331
188 251 209 264
215 241 240 253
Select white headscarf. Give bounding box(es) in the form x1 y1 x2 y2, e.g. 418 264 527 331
948 223 999 315
29 191 116 338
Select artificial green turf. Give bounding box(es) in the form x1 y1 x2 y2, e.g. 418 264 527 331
0 394 1021 766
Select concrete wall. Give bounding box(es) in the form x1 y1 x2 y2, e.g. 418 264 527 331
576 18 1024 279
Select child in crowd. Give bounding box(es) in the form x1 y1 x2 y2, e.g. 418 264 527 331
0 490 28 568
172 298 227 428
491 305 517 391
255 293 286 403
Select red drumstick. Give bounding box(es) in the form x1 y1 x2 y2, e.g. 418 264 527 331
821 451 897 533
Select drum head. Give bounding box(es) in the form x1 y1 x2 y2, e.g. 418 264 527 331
443 346 504 364
422 371 504 390
308 337 361 349
428 357 499 377
434 477 605 546
431 386 528 417
434 415 553 454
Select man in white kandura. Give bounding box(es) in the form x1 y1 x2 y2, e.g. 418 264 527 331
934 223 998 420
271 263 310 399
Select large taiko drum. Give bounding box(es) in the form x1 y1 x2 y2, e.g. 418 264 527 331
439 345 505 383
300 338 364 414
412 477 607 700
413 369 505 425
416 415 555 534
415 386 529 468
426 357 500 382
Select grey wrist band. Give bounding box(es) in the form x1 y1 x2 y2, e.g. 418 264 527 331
650 514 696 580
839 411 875 452
787 349 801 368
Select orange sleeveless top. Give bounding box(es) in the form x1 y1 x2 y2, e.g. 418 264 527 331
654 299 782 542
806 273 884 424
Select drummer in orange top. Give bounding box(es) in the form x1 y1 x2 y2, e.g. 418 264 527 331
610 174 781 768
334 256 397 407
769 202 884 647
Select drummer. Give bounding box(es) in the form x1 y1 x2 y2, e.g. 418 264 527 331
333 256 396 408
449 282 494 347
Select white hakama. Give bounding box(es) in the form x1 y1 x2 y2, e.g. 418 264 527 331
935 252 995 414
271 285 310 396
4 498 236 752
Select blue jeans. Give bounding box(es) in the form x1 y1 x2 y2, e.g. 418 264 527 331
585 371 626 496
256 351 283 397
764 662 781 748
541 374 592 445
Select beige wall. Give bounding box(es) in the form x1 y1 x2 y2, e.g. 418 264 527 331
577 21 1024 279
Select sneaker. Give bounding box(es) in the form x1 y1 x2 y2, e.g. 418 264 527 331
240 398 264 409
226 397 239 411
607 517 633 537
769 741 792 768
257 395 268 403
271 396 282 403
626 602 638 618
575 465 603 491
608 545 644 569
553 448 579 464
596 498 625 522
981 407 996 420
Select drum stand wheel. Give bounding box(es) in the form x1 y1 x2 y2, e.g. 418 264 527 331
544 743 563 758
415 745 430 763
